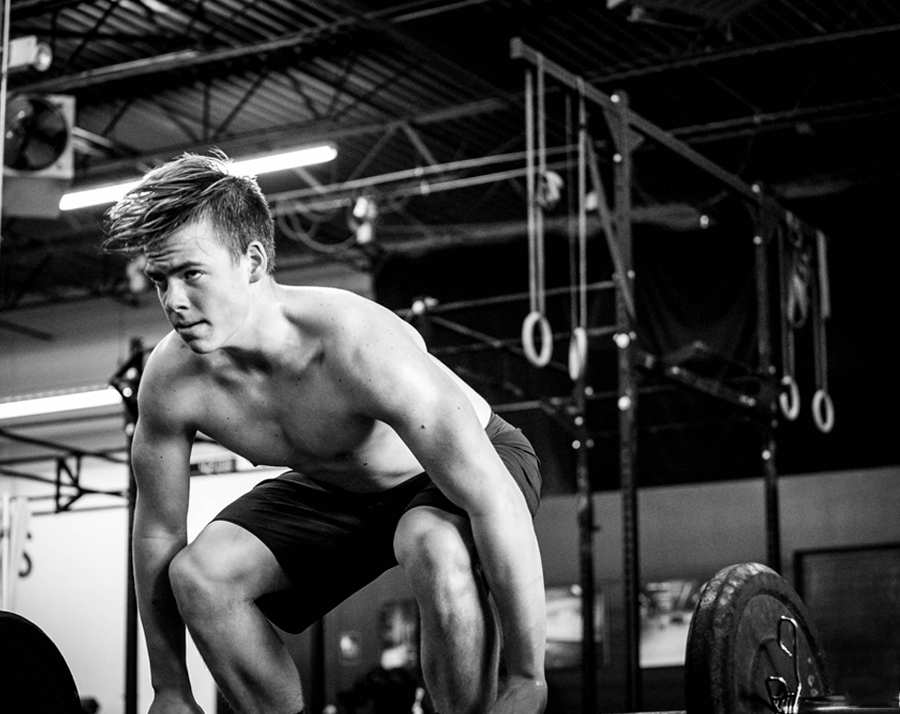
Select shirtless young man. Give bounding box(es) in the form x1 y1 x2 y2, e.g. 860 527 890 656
103 152 547 714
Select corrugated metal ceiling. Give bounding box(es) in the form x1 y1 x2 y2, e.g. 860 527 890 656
2 0 899 310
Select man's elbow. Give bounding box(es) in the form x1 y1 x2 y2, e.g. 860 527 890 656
466 475 530 522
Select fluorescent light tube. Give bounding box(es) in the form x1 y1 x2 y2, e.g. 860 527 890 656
59 144 337 211
59 180 142 211
0 386 122 422
232 145 337 176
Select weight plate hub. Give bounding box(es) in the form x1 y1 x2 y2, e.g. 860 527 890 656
685 562 832 714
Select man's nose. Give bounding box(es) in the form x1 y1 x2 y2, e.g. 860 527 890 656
163 280 188 311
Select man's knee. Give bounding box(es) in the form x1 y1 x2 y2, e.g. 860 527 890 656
168 525 267 613
396 509 469 564
394 509 479 604
170 522 289 619
168 542 222 612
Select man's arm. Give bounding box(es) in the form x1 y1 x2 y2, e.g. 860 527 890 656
131 372 201 712
395 386 547 713
342 314 547 713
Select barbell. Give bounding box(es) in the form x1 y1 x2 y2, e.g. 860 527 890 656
686 561 898 714
1 561 896 714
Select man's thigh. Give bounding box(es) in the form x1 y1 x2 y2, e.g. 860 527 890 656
212 472 417 633
184 519 292 596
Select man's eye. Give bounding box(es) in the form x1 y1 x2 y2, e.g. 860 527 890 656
184 270 202 281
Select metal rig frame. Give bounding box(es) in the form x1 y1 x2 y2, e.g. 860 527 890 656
499 37 833 713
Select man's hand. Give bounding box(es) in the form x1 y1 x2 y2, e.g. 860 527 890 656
489 676 548 714
148 688 205 714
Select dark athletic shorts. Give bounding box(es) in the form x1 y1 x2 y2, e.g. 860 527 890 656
212 412 541 633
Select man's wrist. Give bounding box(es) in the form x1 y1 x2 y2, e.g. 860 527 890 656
514 677 547 687
503 674 547 687
492 676 548 714
152 677 193 697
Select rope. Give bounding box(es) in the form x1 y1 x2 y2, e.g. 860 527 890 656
777 221 800 421
522 55 552 367
811 229 834 433
784 212 811 329
569 79 589 382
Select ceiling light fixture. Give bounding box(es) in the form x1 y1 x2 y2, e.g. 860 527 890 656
0 386 123 422
59 143 338 211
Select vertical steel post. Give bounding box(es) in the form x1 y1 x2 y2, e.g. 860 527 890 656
576 388 597 714
575 406 597 714
120 338 145 714
0 0 11 252
611 90 641 711
125 440 139 714
574 82 598 714
762 426 781 572
753 199 782 573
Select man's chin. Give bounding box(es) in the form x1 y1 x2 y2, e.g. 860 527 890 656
182 338 219 355
184 340 214 354
175 328 215 353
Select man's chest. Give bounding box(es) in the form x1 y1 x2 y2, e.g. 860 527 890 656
193 371 376 468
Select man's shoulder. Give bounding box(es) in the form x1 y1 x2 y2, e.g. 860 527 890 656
282 285 399 333
282 284 369 311
140 333 206 403
144 331 197 372
131 336 204 438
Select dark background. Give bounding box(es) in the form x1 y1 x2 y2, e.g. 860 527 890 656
374 178 897 495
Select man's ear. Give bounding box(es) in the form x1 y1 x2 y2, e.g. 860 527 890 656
246 241 268 281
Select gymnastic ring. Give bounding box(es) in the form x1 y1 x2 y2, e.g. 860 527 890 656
779 375 800 421
522 311 553 367
568 327 588 381
812 389 835 434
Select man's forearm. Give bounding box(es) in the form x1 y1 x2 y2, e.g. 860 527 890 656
469 496 546 681
134 534 193 692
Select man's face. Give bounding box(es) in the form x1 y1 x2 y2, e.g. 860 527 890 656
144 217 251 353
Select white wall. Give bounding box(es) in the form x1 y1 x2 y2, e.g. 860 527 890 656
0 262 372 401
7 463 275 714
535 465 900 589
14 503 130 710
1 297 170 399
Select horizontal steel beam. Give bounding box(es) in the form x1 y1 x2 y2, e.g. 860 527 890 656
14 20 357 94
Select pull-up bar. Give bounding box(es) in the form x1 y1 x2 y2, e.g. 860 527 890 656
510 36 823 236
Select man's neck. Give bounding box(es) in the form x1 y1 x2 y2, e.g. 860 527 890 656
216 280 295 370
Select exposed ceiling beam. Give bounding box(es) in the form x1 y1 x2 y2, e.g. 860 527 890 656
68 96 513 183
10 0 86 20
673 97 900 141
13 19 358 94
588 22 900 83
317 0 506 97
12 0 503 96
